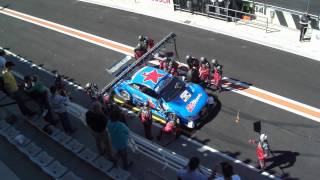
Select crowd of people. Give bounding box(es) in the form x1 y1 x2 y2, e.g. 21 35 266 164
0 47 243 178
133 35 224 91
0 49 76 134
177 156 241 180
85 100 133 169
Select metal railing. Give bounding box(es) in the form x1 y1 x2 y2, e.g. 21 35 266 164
246 0 319 19
243 0 320 28
174 1 270 32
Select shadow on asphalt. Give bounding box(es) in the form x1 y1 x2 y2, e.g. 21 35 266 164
266 151 300 179
196 94 222 130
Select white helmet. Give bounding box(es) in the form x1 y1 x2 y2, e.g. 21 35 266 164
260 133 267 142
211 59 217 64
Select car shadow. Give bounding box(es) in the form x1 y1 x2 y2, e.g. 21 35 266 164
176 93 222 136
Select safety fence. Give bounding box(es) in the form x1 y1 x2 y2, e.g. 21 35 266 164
173 0 270 32
242 0 320 30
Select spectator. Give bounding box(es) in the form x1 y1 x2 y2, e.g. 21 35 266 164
49 86 75 134
0 49 6 92
177 156 215 180
86 101 114 160
299 12 310 41
0 49 6 72
138 101 153 140
2 61 34 116
108 109 133 170
54 75 66 92
214 162 241 180
24 75 50 113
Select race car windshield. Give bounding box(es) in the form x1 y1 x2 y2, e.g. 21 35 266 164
158 77 185 102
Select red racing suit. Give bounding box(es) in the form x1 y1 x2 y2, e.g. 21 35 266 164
146 38 155 50
199 66 210 82
256 143 265 160
134 50 146 60
211 66 222 87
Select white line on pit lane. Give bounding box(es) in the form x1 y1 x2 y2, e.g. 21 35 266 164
107 55 132 74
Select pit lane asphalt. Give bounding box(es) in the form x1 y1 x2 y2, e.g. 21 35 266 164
0 0 320 179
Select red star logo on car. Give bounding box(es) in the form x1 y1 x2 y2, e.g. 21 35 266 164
142 70 164 84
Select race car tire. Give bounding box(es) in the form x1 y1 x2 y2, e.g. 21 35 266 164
120 90 131 102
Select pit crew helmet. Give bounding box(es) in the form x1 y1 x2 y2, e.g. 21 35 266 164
200 57 207 63
185 55 191 61
138 35 145 41
260 133 267 142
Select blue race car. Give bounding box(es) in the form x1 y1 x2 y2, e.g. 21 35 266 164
113 66 214 128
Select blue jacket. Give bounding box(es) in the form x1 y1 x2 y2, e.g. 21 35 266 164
107 121 129 150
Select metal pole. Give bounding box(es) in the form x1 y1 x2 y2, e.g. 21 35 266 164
252 0 255 14
263 0 266 15
306 0 311 13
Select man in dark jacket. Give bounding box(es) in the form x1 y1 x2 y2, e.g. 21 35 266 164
86 101 114 160
186 67 201 84
299 12 310 41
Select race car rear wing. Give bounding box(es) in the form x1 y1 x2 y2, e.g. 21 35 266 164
101 32 177 95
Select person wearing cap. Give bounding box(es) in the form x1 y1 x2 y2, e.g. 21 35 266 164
3 61 34 116
138 101 153 140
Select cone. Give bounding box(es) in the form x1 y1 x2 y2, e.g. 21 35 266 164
235 110 240 123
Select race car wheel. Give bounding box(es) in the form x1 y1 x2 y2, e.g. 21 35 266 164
120 90 131 102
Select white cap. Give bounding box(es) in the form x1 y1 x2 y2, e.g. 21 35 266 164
260 133 267 142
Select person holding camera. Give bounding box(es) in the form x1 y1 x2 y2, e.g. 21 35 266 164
49 86 75 134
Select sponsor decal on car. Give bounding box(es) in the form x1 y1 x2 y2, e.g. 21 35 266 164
180 90 191 102
186 94 202 112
